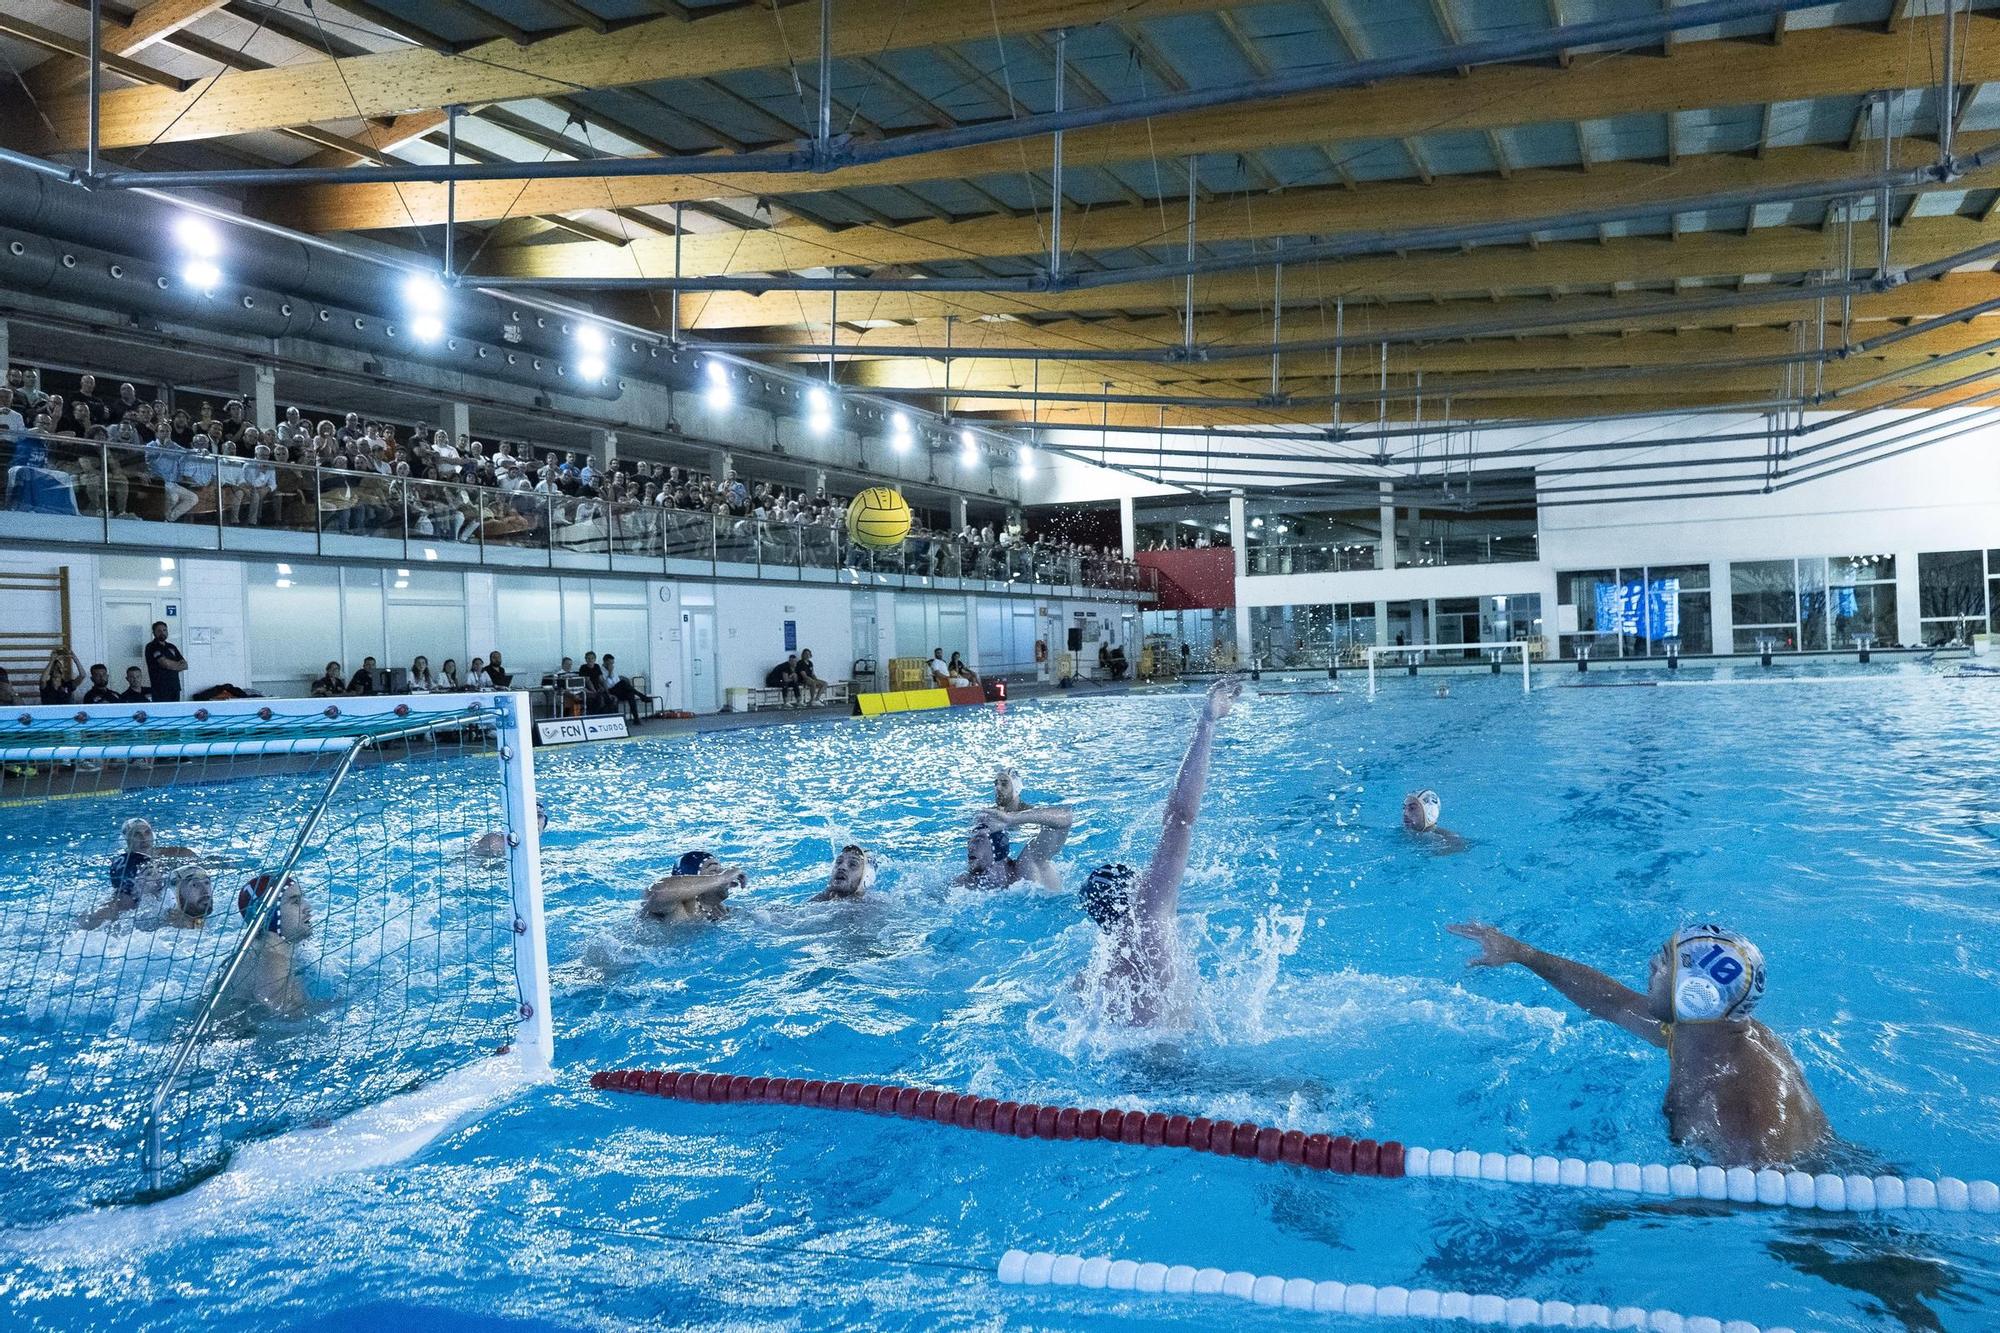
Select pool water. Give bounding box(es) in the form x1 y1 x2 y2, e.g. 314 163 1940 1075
5 665 2000 1331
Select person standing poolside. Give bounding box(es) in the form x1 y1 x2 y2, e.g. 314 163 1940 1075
1077 676 1241 1025
144 621 188 703
1448 922 1830 1167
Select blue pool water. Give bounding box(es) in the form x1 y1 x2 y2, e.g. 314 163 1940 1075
5 665 2000 1330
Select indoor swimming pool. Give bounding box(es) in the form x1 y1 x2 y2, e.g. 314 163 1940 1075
4 664 1999 1331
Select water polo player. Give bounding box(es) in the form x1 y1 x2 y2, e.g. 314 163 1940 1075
961 802 1073 891
643 851 743 922
1402 789 1466 852
1448 921 1830 1166
1077 676 1241 1026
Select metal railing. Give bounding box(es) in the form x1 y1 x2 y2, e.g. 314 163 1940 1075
0 433 1154 598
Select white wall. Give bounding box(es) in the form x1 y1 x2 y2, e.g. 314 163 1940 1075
1232 415 2000 654
712 583 854 690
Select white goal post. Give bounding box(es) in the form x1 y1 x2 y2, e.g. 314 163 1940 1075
1365 641 1534 697
0 691 550 1212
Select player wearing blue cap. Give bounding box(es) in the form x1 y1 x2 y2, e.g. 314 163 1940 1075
960 802 1074 891
1447 921 1830 1165
1077 676 1241 1026
643 850 744 922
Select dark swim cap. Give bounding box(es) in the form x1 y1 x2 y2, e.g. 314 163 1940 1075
984 825 1011 862
237 873 287 936
673 850 716 877
1079 863 1136 929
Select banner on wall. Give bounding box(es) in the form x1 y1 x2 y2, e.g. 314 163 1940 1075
535 716 629 746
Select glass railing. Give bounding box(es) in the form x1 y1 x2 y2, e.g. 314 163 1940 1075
1 432 1154 598
1248 532 1537 575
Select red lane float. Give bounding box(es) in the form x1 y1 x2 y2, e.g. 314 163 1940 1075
588 1067 1406 1180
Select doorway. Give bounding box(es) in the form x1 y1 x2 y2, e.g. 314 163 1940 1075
684 607 718 712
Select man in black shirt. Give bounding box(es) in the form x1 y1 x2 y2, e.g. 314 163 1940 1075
117 666 150 702
485 651 512 687
347 656 383 695
81 663 120 704
144 621 188 702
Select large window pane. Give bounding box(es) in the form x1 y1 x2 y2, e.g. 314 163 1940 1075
1918 550 1986 644
1730 560 1797 650
340 569 385 664
1647 565 1709 654
1827 554 1896 648
1558 568 1618 658
496 575 562 675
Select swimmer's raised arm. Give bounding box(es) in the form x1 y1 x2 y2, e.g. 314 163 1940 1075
1449 923 1664 1047
645 867 744 907
1134 677 1239 920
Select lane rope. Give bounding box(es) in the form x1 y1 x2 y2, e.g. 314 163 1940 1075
995 1248 1798 1333
590 1068 1406 1176
590 1068 2000 1215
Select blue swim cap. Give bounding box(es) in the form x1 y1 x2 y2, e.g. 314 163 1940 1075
673 850 716 877
1080 863 1136 929
1665 925 1766 1022
985 825 1011 862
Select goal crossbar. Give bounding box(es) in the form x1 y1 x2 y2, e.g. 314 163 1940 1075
1365 641 1533 697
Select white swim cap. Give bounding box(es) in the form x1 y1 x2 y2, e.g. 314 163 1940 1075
1664 925 1765 1023
1405 789 1441 832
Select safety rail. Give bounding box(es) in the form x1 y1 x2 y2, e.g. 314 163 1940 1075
0 433 1153 599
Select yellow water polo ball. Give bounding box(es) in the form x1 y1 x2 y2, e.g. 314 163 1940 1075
846 486 912 549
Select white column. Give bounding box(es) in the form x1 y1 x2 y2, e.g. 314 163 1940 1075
0 317 11 379
1374 600 1389 647
240 364 276 432
814 468 829 495
1894 548 1922 647
439 400 470 440
1229 492 1251 660
952 497 970 530
1119 494 1136 558
1378 481 1395 570
590 428 619 467
712 449 732 483
1709 559 1734 654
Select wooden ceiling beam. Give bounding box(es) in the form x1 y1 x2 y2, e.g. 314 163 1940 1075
656 214 2000 329
24 0 229 96
477 134 2000 279
261 17 2000 233
37 0 1243 150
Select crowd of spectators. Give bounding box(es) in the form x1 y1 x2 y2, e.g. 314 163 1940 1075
2 365 1140 589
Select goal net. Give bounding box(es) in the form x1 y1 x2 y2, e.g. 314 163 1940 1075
1364 641 1534 696
0 693 549 1222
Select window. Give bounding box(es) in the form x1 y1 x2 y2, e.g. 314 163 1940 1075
1826 555 1895 649
1730 560 1798 652
247 562 340 692
1559 569 1695 657
1918 550 1987 645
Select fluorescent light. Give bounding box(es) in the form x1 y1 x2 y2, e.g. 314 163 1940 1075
397 568 410 577
890 411 912 452
394 580 409 589
423 548 439 560
275 578 293 589
404 273 445 310
577 355 607 380
181 259 221 290
807 385 833 435
1251 517 1264 528
1019 445 1036 478
960 429 979 466
411 313 444 343
704 360 732 409
156 576 173 587
574 323 607 354
173 216 220 257
159 557 175 570
276 563 291 575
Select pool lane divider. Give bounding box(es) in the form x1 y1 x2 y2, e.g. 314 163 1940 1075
591 1068 2000 1217
995 1249 1798 1333
588 1068 1406 1176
